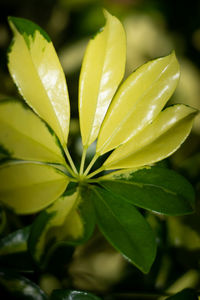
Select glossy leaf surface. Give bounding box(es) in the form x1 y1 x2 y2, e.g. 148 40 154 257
0 270 47 299
29 186 95 265
104 105 197 169
167 288 198 299
99 166 195 215
0 161 69 214
90 186 156 273
97 52 180 154
79 10 126 147
0 226 30 255
8 17 70 146
0 99 65 164
0 227 34 271
50 289 102 300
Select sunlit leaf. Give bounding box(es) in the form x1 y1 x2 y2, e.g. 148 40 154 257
90 186 156 273
97 52 180 155
104 105 197 169
79 10 126 147
8 17 70 146
0 99 65 164
50 289 102 300
99 166 195 215
0 270 47 299
0 161 69 214
29 186 95 265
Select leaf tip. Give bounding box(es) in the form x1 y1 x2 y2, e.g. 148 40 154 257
103 8 111 18
7 16 51 44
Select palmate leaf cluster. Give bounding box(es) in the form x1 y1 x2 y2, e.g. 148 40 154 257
0 9 198 299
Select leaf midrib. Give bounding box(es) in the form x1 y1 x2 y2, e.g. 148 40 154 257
11 27 65 144
0 115 64 162
100 56 174 153
100 179 177 196
0 178 67 192
87 23 110 146
92 186 146 262
108 112 195 166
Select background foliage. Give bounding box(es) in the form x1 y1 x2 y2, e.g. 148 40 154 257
0 0 200 299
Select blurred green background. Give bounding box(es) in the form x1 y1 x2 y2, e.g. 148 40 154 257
0 0 200 298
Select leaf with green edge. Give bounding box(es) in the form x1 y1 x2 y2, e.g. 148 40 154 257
0 161 69 214
90 185 156 273
103 104 198 169
99 166 195 216
0 226 30 256
29 185 95 266
0 99 66 164
0 269 48 299
166 288 198 299
97 52 180 155
79 9 126 147
50 289 102 300
8 16 70 146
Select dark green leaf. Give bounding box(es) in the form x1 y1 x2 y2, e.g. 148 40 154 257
50 289 102 300
167 288 198 299
8 16 51 47
0 269 47 299
90 186 156 273
100 167 195 216
0 226 34 271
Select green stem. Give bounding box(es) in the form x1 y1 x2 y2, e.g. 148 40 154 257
83 153 99 176
69 177 78 183
79 146 87 175
53 162 76 178
87 165 105 179
64 147 78 175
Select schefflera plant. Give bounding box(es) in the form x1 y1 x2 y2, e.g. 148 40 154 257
0 10 198 273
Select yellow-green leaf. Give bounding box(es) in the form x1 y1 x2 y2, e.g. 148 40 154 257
0 99 65 164
104 105 197 169
31 189 83 263
8 17 70 146
79 10 126 147
0 161 69 214
97 52 180 155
